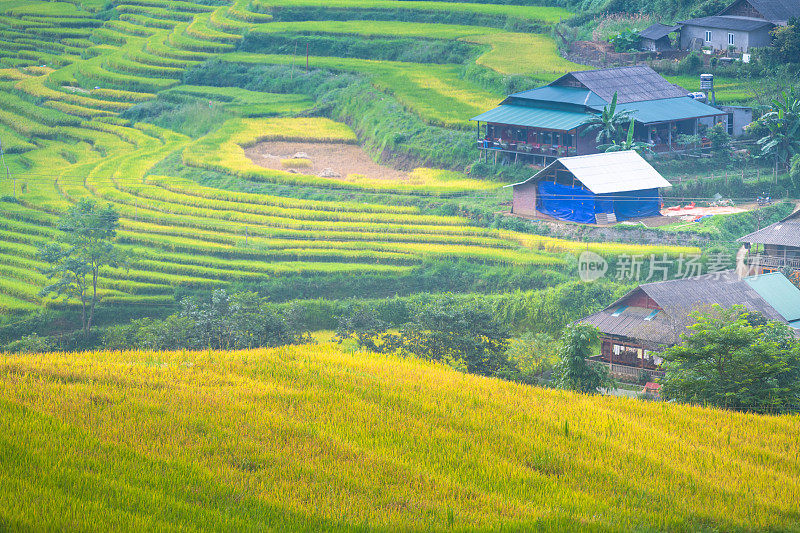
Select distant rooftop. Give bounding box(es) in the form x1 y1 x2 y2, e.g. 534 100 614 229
738 209 800 246
549 66 688 104
720 0 800 23
638 23 681 41
678 15 774 31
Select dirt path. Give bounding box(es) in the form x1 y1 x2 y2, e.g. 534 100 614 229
244 141 410 181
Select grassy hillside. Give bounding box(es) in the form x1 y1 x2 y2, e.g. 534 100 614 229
1 344 799 530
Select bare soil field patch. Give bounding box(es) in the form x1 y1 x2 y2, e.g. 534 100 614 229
244 141 410 181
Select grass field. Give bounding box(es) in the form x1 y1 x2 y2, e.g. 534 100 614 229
1 344 798 530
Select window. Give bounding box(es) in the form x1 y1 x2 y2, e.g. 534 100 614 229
727 113 734 135
728 32 735 46
562 133 574 147
705 30 712 42
515 129 526 142
542 132 553 145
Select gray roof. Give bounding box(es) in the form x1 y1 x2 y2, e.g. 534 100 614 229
509 151 671 194
738 210 800 246
678 15 774 31
721 0 800 23
639 23 681 40
581 271 790 346
551 66 688 104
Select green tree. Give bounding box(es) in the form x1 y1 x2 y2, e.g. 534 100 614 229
38 200 122 334
381 296 512 377
581 92 633 146
661 305 800 413
553 324 613 394
609 28 640 53
771 19 800 64
757 91 800 171
598 117 653 155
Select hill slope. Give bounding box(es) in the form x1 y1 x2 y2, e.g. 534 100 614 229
1 345 799 531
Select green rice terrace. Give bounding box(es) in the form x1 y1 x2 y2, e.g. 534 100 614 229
0 0 743 317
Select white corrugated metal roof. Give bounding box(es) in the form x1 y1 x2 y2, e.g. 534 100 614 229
509 151 672 194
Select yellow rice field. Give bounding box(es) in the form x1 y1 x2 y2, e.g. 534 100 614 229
0 344 798 531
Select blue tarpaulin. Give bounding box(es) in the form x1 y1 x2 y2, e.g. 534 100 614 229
605 188 662 220
537 181 598 224
537 182 661 224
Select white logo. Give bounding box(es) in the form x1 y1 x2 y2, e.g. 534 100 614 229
578 251 608 282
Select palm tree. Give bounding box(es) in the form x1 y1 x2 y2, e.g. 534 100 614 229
758 91 800 171
598 118 653 155
581 92 633 145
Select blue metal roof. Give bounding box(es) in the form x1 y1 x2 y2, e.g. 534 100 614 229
595 97 726 124
744 272 800 323
470 104 589 131
504 86 607 108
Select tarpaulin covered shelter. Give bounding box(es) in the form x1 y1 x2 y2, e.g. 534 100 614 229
507 151 672 224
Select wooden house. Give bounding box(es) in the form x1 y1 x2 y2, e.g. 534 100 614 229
471 66 727 164
580 271 800 381
739 208 800 280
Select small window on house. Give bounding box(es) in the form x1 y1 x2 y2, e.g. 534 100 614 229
562 133 574 146
705 30 712 42
728 33 735 46
611 305 628 317
516 129 526 142
727 113 734 135
542 132 553 145
644 309 660 321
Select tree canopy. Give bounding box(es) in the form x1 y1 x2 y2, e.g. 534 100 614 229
38 200 122 334
661 305 800 414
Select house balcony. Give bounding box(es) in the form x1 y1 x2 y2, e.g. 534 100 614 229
745 254 800 271
477 141 578 162
588 356 665 382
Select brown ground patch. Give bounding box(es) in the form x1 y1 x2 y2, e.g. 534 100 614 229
244 141 410 181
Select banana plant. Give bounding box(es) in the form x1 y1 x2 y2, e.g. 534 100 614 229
581 92 633 145
598 118 653 155
758 91 800 170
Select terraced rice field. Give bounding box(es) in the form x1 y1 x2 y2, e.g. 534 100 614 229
0 0 697 314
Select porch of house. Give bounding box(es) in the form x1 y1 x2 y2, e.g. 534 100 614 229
474 117 705 164
590 335 666 382
744 245 800 279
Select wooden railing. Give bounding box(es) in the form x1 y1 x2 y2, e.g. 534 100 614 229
589 358 665 381
747 255 800 270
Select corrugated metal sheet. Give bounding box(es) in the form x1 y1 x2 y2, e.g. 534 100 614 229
470 104 589 130
595 97 726 124
529 151 671 194
504 86 607 107
744 273 800 322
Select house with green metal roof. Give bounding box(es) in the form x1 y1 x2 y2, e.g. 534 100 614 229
471 66 727 165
